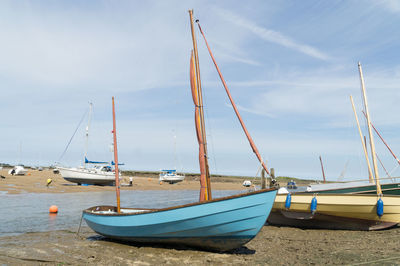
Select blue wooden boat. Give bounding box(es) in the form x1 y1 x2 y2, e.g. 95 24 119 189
83 10 277 251
83 188 277 251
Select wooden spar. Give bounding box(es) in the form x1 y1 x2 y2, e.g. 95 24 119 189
189 10 212 201
196 22 270 176
361 110 400 166
364 136 367 153
190 52 208 201
350 95 374 183
261 168 266 189
112 97 121 213
358 62 382 195
319 156 326 183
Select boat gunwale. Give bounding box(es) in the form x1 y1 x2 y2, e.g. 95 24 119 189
303 182 400 194
278 192 400 198
83 187 277 216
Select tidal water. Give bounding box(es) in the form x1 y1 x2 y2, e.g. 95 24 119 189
0 190 241 236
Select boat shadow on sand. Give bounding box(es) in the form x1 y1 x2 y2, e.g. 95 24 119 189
86 234 256 255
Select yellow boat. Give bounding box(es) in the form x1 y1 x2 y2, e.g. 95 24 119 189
268 63 400 231
268 193 400 230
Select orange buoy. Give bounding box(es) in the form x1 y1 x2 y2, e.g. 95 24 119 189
49 205 58 213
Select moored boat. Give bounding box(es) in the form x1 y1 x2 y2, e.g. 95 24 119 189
268 193 400 230
58 103 122 186
83 11 278 251
269 63 400 230
285 179 400 195
58 165 116 185
8 165 27 175
159 169 185 184
282 80 400 196
84 188 276 250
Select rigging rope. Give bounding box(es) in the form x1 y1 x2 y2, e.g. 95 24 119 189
376 153 392 181
389 164 399 178
361 110 400 165
203 93 219 175
196 20 270 176
57 108 89 163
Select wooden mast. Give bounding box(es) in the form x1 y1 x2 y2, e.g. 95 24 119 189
358 62 382 195
112 96 121 213
189 10 212 201
350 95 374 183
319 155 326 183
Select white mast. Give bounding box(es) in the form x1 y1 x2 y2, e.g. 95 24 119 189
358 62 382 195
350 95 374 183
84 102 93 168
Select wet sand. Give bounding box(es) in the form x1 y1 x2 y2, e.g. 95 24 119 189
0 168 245 194
2 169 400 265
1 225 400 265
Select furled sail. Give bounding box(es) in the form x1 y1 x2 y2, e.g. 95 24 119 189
190 51 209 201
84 157 108 164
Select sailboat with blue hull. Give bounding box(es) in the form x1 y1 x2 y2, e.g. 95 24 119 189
82 10 277 251
84 189 276 251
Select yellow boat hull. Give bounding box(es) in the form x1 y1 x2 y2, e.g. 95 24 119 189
268 194 400 230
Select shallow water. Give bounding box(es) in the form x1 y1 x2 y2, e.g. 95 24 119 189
0 190 241 236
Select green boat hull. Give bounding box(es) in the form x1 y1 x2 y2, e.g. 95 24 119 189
312 183 400 195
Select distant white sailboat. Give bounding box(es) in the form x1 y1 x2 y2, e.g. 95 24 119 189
159 131 185 184
58 165 115 185
57 103 121 186
159 169 185 184
8 165 27 175
8 142 28 175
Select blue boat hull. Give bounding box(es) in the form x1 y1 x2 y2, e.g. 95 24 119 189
83 188 277 251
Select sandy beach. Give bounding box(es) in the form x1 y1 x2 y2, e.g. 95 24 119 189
0 168 245 194
1 225 400 265
2 168 400 265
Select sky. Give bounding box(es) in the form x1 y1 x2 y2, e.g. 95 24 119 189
1 0 400 181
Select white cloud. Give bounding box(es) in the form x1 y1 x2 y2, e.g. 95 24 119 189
215 8 331 61
0 2 190 92
202 38 261 66
0 1 399 180
223 64 400 130
236 104 275 118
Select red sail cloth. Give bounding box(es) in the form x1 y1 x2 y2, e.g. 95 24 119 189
190 51 208 201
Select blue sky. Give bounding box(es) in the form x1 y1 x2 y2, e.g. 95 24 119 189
1 0 400 181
